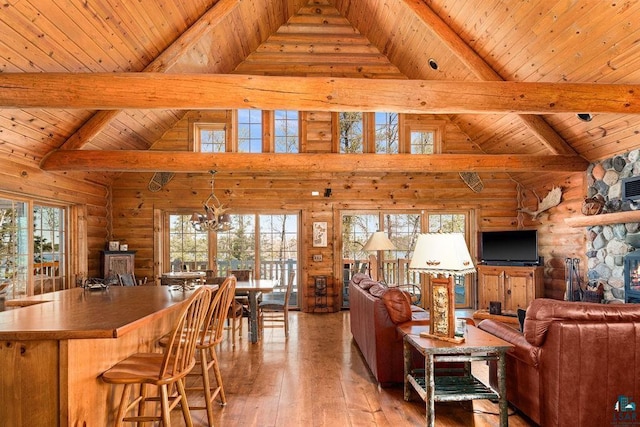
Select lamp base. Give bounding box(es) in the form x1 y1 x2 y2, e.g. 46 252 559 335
419 332 465 344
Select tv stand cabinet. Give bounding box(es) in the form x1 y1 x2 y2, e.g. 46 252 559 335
477 265 543 313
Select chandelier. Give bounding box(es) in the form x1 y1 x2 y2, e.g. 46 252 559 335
190 170 232 232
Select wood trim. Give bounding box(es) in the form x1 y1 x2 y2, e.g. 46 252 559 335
2 73 639 114
40 151 589 173
564 210 640 227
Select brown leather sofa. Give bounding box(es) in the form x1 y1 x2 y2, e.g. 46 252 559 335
478 298 640 426
349 274 428 387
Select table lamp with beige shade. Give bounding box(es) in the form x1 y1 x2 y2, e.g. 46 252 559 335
362 230 396 283
409 232 476 342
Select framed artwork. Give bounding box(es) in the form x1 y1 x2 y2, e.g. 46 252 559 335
429 276 456 338
312 222 327 247
119 244 128 251
108 241 120 251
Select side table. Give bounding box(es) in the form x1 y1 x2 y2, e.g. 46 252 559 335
403 324 513 426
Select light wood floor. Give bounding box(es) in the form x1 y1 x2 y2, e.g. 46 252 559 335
172 311 536 426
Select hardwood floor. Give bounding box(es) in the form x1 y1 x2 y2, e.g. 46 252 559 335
173 311 536 426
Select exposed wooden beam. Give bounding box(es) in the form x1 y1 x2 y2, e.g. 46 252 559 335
40 151 589 173
59 0 241 151
2 73 638 114
401 0 575 155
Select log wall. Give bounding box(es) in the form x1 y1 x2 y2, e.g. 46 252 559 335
110 111 544 312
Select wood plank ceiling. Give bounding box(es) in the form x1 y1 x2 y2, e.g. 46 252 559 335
1 0 640 176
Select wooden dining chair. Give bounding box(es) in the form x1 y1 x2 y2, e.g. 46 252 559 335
101 286 211 427
258 271 295 337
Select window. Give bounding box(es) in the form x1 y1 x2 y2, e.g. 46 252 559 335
341 210 472 308
410 130 435 154
0 197 68 298
338 112 363 153
374 112 399 153
168 214 209 272
33 205 66 295
165 212 299 305
237 109 263 153
0 199 28 299
274 110 299 153
195 123 226 153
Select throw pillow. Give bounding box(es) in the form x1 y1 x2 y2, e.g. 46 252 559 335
369 283 388 298
350 273 370 285
381 288 412 324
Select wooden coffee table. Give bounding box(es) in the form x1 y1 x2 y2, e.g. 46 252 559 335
403 324 513 426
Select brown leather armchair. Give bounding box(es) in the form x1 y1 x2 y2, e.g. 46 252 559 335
478 298 640 426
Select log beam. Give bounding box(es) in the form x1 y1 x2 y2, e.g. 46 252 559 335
1 73 638 114
40 151 589 173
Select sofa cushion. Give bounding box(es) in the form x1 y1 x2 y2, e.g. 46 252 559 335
350 273 370 285
359 278 379 290
381 288 412 324
369 283 388 297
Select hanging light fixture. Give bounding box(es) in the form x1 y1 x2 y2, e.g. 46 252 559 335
190 170 232 232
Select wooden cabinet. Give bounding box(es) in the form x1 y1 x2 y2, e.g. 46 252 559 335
477 265 543 313
101 250 135 279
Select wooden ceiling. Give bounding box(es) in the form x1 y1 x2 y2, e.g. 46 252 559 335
2 0 640 175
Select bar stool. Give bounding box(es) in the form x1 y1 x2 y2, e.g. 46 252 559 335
190 276 237 425
101 286 211 426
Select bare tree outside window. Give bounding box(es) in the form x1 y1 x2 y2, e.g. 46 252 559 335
410 130 435 154
274 110 299 153
238 109 262 153
374 112 399 153
339 112 363 153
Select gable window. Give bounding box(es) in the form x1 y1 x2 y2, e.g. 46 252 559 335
410 130 435 154
338 112 364 153
374 112 399 154
195 123 226 153
274 110 299 153
238 109 263 153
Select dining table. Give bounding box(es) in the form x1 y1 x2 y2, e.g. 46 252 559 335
160 271 206 289
235 279 276 343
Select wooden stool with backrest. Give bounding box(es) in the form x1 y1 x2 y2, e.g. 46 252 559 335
181 276 237 426
101 286 211 426
258 271 295 337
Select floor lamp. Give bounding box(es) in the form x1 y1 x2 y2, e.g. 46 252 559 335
363 231 396 283
409 233 476 342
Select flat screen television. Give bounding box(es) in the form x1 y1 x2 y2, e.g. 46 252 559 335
480 230 539 265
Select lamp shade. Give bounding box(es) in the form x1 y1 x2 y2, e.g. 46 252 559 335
362 231 396 251
409 233 476 276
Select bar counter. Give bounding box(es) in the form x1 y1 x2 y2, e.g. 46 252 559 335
0 286 198 426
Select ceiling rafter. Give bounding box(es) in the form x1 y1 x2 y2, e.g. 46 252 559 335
2 73 639 114
399 0 576 155
40 151 589 173
58 0 241 151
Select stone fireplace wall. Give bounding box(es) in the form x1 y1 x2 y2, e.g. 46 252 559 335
586 149 640 303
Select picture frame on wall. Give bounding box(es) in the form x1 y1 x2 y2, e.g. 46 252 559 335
312 222 327 247
119 244 128 251
108 241 120 251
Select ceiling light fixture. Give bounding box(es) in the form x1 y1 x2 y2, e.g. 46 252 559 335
190 170 232 233
428 58 439 70
577 113 593 122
